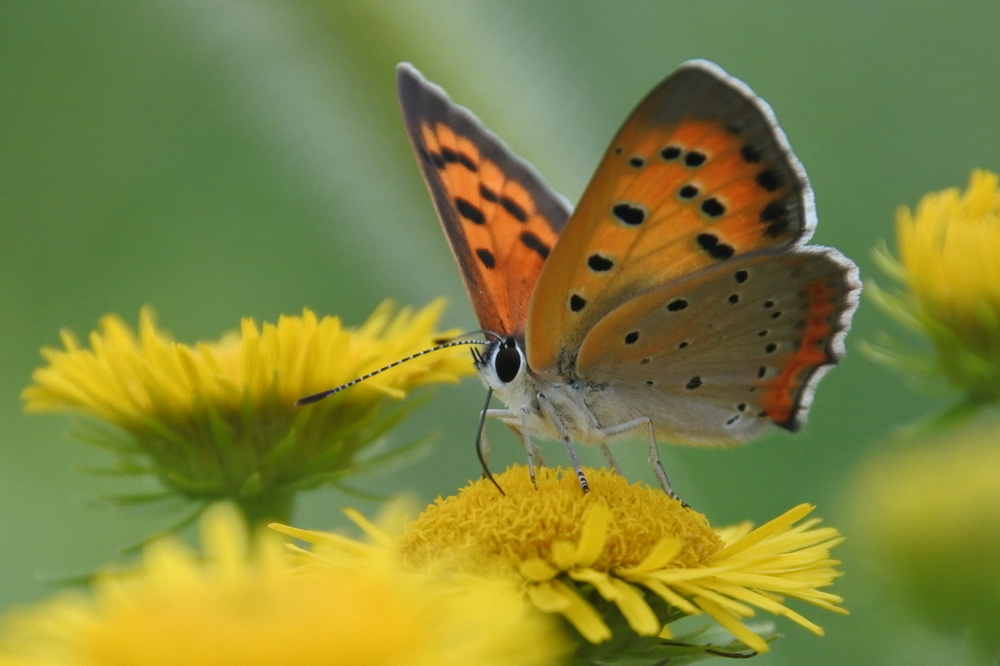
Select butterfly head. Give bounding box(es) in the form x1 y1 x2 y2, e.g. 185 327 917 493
474 335 527 388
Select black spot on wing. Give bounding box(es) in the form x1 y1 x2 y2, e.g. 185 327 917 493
501 196 528 222
667 298 688 312
700 197 726 218
440 147 477 172
696 233 735 260
519 231 550 259
660 145 682 161
678 184 699 200
760 200 792 238
587 253 614 272
421 148 446 169
741 144 763 163
684 151 707 167
569 294 587 312
756 169 782 192
455 197 485 224
479 184 499 202
612 202 647 226
457 153 477 171
476 248 495 269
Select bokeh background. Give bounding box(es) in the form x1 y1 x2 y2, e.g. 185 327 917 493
3 2 998 663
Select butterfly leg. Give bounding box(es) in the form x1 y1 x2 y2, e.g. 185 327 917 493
536 392 590 493
599 443 622 475
485 408 545 487
597 417 677 500
643 423 678 501
514 425 547 471
517 407 541 487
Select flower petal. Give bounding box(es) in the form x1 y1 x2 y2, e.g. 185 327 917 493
695 596 769 653
574 501 611 566
527 579 611 644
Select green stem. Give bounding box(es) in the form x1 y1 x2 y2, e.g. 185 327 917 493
237 489 296 526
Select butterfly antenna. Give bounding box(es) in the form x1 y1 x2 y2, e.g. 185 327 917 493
295 337 487 406
432 329 495 346
474 387 505 495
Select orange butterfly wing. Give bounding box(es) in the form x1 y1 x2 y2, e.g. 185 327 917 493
396 61 858 450
572 249 857 443
396 64 570 338
526 61 814 374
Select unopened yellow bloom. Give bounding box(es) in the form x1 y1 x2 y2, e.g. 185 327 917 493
896 170 1000 332
22 300 472 521
871 169 1000 403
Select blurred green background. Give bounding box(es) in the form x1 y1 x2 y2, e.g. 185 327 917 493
2 2 997 663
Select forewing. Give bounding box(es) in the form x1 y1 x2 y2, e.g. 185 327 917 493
527 60 814 372
397 63 571 336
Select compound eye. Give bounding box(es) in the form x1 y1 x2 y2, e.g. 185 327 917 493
494 341 522 383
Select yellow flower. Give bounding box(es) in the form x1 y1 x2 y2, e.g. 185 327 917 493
869 169 1000 404
0 504 567 666
896 170 1000 330
851 423 1000 658
22 300 472 522
282 466 846 659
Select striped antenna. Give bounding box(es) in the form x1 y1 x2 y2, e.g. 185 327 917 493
295 337 488 406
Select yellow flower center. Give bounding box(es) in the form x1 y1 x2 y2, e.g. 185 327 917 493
398 466 722 578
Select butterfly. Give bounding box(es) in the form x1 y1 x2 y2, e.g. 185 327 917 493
395 60 860 495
